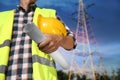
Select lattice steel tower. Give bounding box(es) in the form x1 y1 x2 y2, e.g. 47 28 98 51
70 0 102 80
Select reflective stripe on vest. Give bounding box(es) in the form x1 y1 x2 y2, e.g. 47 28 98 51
0 40 11 48
32 55 55 67
0 65 6 73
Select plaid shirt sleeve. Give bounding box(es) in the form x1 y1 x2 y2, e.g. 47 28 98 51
56 16 77 50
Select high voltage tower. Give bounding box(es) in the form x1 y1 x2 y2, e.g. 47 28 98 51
68 0 103 80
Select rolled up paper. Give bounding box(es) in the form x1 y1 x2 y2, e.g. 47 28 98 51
24 22 46 43
24 22 70 69
49 50 70 69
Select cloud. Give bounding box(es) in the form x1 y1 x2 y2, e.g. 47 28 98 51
99 43 120 68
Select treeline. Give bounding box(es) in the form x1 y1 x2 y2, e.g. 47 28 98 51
57 68 120 80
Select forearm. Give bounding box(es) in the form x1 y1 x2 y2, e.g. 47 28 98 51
60 36 75 50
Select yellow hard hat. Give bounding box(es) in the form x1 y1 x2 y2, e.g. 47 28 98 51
37 15 67 36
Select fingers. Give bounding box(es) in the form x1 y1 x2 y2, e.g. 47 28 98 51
38 34 60 53
39 41 59 53
38 38 50 49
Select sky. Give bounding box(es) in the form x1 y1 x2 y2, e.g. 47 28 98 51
0 0 120 75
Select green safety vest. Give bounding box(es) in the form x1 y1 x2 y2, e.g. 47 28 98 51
0 7 57 80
